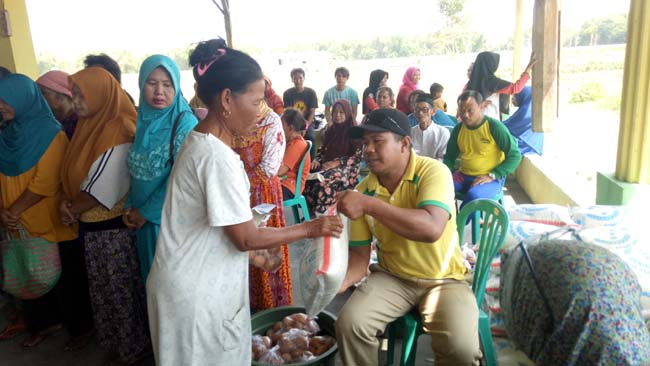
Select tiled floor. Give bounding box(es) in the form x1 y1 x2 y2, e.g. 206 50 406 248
0 179 532 366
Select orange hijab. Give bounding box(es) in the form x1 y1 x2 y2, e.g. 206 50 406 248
61 67 136 199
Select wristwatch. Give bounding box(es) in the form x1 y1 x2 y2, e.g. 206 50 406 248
488 172 496 180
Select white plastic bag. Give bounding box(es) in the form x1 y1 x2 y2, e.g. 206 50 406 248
249 203 284 273
299 206 349 316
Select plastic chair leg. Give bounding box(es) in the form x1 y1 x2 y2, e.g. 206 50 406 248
401 315 421 366
299 200 310 221
479 310 497 366
291 205 300 223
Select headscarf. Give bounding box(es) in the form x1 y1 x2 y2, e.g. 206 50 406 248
503 86 543 155
36 70 73 98
61 67 136 200
264 76 284 115
127 55 198 223
130 55 196 159
401 67 420 91
362 69 388 114
0 74 62 176
467 51 511 100
320 99 360 162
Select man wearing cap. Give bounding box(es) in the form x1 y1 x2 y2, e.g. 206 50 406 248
36 70 78 139
335 108 481 366
444 90 521 211
411 93 451 161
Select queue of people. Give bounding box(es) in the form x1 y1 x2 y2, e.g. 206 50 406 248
0 44 539 365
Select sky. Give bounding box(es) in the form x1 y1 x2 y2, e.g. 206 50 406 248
25 0 630 56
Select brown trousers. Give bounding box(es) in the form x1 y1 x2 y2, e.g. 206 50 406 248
335 266 481 366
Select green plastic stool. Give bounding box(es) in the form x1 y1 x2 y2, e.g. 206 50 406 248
282 141 312 223
385 199 509 366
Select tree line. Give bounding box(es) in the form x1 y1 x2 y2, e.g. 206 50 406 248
37 11 627 74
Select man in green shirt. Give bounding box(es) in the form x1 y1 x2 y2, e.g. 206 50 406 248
444 90 521 209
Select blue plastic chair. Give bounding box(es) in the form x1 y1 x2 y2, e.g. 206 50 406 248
385 199 509 366
282 141 312 224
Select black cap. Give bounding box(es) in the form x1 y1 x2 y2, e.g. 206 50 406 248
415 93 435 107
349 108 411 139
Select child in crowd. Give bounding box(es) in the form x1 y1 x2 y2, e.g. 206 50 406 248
279 108 311 200
429 82 447 112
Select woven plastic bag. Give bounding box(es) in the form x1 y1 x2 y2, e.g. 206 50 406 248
299 205 349 316
1 225 61 300
249 203 284 273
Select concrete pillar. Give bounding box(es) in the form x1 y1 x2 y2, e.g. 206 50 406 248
597 0 650 205
531 0 559 132
0 0 38 78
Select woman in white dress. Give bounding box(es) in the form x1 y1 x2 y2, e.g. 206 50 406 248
146 39 343 366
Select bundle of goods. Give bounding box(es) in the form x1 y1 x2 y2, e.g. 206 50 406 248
252 312 336 365
250 203 284 272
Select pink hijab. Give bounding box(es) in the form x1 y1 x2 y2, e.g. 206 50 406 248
401 67 420 91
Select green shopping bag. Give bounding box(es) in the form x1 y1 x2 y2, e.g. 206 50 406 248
0 226 61 300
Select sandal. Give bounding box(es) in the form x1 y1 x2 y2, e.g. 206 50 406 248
21 323 63 348
0 319 26 341
63 329 95 351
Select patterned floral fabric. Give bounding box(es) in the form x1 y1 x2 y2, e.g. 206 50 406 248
127 132 190 181
501 239 650 366
304 148 363 215
83 226 149 359
233 113 292 312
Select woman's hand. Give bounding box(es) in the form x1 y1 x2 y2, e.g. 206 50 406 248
0 208 19 230
304 215 344 239
123 208 146 230
321 160 341 171
59 200 76 226
310 160 321 171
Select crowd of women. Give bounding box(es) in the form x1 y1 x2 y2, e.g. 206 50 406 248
0 41 541 365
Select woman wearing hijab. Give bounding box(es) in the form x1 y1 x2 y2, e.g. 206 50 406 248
305 99 362 215
61 67 149 365
35 71 96 351
232 101 291 311
396 67 421 114
503 86 543 156
264 76 284 115
124 55 198 281
362 69 389 115
0 74 76 347
36 70 78 140
146 38 341 366
467 51 536 120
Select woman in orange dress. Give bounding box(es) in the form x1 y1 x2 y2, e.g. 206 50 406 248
232 102 291 311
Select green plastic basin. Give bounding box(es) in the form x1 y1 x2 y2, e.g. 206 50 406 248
251 305 338 366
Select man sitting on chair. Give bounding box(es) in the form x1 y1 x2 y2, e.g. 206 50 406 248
444 90 522 210
335 108 481 366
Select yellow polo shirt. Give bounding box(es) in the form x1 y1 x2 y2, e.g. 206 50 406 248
349 152 467 280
